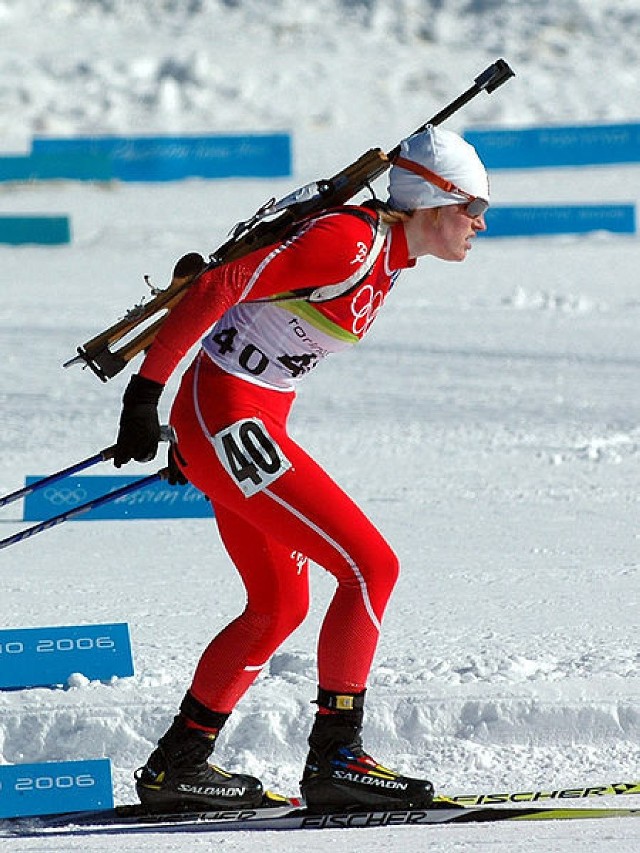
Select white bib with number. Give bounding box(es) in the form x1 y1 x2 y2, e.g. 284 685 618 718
212 418 292 497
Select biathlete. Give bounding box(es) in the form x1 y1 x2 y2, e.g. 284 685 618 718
113 125 489 812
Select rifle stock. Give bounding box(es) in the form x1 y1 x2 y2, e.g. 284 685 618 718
65 60 513 382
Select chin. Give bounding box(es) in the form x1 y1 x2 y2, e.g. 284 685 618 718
435 247 468 262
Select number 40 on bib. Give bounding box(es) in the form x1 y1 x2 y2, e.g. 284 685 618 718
212 418 291 497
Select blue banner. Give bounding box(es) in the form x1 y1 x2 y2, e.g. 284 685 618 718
0 759 113 818
31 133 292 181
465 122 640 169
481 204 636 238
0 153 112 182
23 475 214 521
0 215 71 245
0 623 133 689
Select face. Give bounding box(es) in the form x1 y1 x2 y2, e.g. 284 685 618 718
403 205 487 262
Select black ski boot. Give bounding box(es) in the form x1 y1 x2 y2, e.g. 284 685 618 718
135 694 264 813
300 689 434 812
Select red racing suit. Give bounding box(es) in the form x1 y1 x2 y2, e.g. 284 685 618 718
139 206 416 713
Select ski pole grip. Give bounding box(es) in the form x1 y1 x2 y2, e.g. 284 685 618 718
101 424 175 463
160 424 176 444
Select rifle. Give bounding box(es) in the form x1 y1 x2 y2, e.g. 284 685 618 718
63 59 514 383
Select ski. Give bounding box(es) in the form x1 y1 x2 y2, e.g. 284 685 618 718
2 804 639 838
447 779 640 806
2 783 639 837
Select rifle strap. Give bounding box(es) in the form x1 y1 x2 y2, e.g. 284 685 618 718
308 211 389 303
250 207 389 306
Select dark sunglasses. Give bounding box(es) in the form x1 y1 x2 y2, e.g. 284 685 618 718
394 156 489 218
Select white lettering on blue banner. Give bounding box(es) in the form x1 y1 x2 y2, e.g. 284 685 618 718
0 759 113 818
0 623 134 689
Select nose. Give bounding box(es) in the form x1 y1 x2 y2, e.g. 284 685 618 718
473 213 487 232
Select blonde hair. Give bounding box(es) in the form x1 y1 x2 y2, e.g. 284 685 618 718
379 207 412 225
363 198 413 225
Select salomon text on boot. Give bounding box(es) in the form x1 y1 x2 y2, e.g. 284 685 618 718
300 689 434 812
135 693 264 813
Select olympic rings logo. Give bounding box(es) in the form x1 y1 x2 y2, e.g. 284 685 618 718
43 486 88 506
350 284 385 336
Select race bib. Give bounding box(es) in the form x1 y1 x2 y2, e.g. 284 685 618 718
212 418 291 497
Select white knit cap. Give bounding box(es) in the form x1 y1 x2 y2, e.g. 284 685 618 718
388 125 489 211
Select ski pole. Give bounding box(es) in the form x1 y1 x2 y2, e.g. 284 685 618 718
0 469 168 551
0 425 175 509
0 450 111 509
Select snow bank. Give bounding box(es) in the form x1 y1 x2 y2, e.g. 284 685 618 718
2 0 640 158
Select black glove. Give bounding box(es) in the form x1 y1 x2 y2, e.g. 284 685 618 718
167 443 188 486
113 374 164 467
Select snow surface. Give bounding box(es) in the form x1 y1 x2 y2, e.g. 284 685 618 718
1 1 639 850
